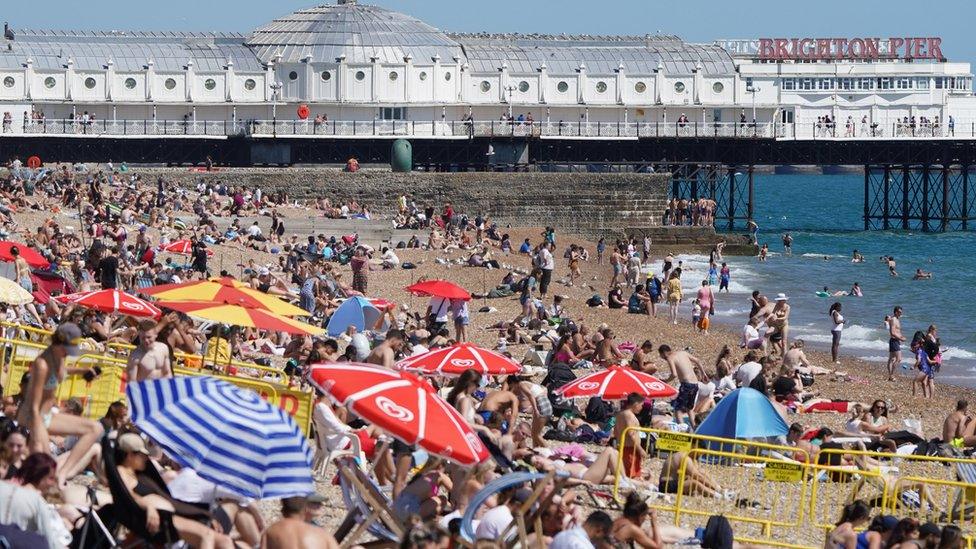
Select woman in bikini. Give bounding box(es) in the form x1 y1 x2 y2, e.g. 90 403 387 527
16 323 103 488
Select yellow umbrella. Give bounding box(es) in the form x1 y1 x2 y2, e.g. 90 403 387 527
143 277 309 317
155 300 324 336
0 277 34 306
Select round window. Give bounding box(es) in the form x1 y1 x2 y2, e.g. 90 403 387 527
674 81 686 93
419 71 428 81
164 78 177 90
518 81 529 93
355 71 366 81
321 71 331 82
712 82 725 93
44 76 56 89
124 77 137 90
557 81 569 93
444 72 451 81
288 71 299 81
204 78 216 91
635 82 647 93
389 71 398 81
2 76 14 88
84 77 97 90
244 78 256 91
480 80 491 92
596 81 607 93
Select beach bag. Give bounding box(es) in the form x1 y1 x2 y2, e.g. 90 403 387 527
798 372 815 388
701 515 734 549
585 397 614 424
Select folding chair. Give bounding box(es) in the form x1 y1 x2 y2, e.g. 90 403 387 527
459 471 569 549
949 461 976 522
333 455 403 549
101 436 179 547
310 405 363 480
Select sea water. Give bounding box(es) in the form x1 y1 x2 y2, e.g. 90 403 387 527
675 174 976 387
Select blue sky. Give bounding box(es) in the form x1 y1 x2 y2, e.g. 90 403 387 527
5 1 975 66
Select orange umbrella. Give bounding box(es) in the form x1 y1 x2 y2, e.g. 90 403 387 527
144 277 308 317
155 300 323 336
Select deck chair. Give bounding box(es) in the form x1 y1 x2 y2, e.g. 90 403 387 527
333 455 403 549
460 471 569 549
311 404 363 480
948 461 976 522
101 436 179 547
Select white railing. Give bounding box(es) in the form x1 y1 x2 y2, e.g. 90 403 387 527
3 118 974 141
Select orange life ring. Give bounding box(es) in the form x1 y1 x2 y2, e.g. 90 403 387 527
297 104 310 120
27 156 41 169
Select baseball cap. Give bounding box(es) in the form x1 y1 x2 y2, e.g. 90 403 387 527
118 433 150 455
512 488 533 504
878 515 899 531
258 267 270 276
54 323 83 356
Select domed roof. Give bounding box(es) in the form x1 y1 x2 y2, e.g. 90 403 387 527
247 1 464 65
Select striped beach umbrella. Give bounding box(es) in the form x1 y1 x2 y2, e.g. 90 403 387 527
145 277 308 317
155 300 323 335
56 289 162 318
396 342 522 376
555 365 677 401
126 376 314 499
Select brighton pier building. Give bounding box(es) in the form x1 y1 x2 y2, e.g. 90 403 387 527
0 0 974 143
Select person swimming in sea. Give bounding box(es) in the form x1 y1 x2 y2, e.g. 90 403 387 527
851 249 865 263
849 282 863 296
886 256 898 276
816 286 848 297
913 268 933 280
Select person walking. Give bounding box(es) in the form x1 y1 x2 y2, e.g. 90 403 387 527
666 271 682 325
886 306 905 381
696 280 714 335
537 242 554 298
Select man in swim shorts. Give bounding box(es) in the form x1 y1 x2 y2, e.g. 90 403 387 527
887 306 905 381
612 393 647 479
659 345 706 425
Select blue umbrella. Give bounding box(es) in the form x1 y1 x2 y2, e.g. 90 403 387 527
126 376 314 499
695 388 790 439
326 296 384 337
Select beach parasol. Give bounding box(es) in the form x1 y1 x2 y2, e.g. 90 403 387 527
397 342 522 376
555 365 677 401
0 241 49 268
308 362 489 466
161 239 214 257
144 277 308 317
154 300 324 336
0 277 34 306
126 376 314 499
56 289 162 319
325 296 386 337
405 279 471 301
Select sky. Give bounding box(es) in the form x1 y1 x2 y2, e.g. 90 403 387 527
5 0 976 66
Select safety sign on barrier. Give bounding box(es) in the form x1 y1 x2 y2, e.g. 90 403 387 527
656 432 692 453
763 461 803 482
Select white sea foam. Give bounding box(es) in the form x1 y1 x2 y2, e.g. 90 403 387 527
943 348 976 360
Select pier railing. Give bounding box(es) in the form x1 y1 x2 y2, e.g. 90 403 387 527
5 118 976 141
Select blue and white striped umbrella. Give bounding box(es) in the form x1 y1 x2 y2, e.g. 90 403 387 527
126 376 314 499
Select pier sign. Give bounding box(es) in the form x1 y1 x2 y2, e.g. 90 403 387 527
757 37 943 61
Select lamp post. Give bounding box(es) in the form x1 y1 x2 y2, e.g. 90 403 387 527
270 81 282 135
503 84 517 118
750 86 762 123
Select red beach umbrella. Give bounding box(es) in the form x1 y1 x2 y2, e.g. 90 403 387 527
405 279 471 301
0 241 49 268
555 365 678 401
397 342 522 376
308 362 489 466
57 289 162 319
162 239 213 257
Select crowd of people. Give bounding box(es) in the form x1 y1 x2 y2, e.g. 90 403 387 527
0 157 970 548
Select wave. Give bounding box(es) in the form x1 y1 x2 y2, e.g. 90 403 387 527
944 348 976 360
800 253 848 259
713 306 751 318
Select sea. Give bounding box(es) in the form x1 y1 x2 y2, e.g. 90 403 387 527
676 173 976 388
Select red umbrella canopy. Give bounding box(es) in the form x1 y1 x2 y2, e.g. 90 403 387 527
57 289 162 319
309 362 489 466
555 366 678 401
405 280 471 301
162 240 214 257
397 342 522 376
0 241 49 268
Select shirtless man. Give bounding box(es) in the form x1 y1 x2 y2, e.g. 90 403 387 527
942 400 976 448
365 329 405 369
477 387 519 431
887 306 905 381
659 345 706 425
886 256 898 277
612 393 647 479
126 320 172 382
595 328 624 365
261 496 339 549
783 340 833 376
609 248 625 289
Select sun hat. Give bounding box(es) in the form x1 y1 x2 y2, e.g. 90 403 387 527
774 293 789 301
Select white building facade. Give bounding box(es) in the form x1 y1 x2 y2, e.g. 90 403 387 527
0 1 973 139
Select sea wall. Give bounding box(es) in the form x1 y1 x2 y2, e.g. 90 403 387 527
124 168 669 239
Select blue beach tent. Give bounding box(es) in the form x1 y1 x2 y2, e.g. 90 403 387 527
326 296 385 337
695 388 790 439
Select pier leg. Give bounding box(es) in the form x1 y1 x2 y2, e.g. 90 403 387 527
922 165 930 232
863 165 870 230
942 165 950 232
728 167 736 232
964 167 970 231
883 165 891 230
902 166 910 230
747 166 754 224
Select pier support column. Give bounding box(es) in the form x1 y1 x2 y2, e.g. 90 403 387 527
864 164 972 232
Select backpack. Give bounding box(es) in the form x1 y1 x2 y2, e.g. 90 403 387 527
585 397 614 424
513 276 530 293
701 515 734 549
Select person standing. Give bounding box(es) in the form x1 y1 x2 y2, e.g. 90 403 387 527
537 242 554 298
696 280 714 335
349 248 369 295
887 306 905 382
782 233 793 256
642 235 651 261
98 246 120 289
10 246 32 292
451 298 469 343
829 302 844 364
719 262 731 293
596 238 605 265
609 246 625 289
190 238 209 279
666 272 682 325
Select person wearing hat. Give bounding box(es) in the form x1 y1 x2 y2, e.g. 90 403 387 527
765 293 791 356
16 322 103 488
116 433 237 548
